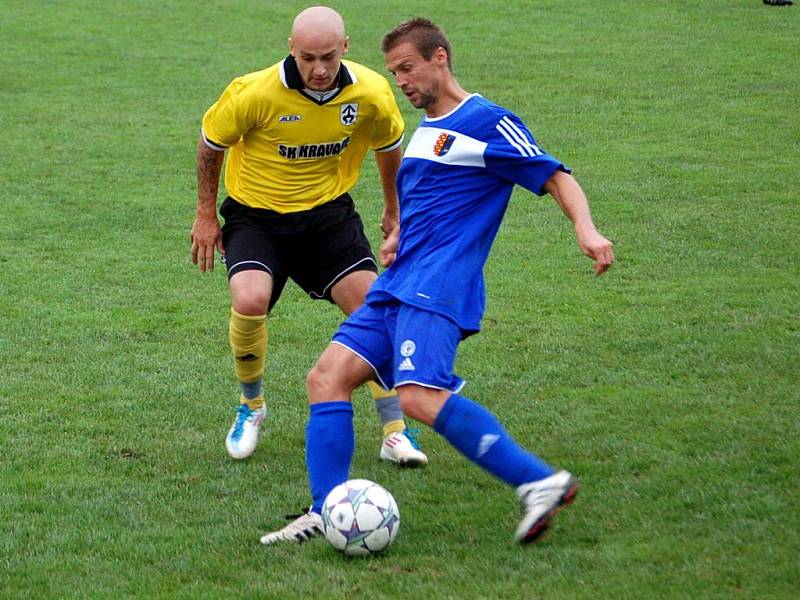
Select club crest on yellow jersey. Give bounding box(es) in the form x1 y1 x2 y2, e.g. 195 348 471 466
340 103 358 125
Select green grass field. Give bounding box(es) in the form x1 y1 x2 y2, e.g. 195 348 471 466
1 0 798 597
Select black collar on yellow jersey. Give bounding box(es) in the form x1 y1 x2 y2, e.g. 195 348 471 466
280 55 356 105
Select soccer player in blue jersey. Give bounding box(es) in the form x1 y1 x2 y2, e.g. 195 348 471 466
261 17 614 545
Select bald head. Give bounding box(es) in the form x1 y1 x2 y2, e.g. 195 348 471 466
289 6 349 92
291 6 345 42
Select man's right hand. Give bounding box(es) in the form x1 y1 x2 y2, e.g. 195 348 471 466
190 214 224 272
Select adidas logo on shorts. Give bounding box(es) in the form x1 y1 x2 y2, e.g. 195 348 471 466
398 357 415 371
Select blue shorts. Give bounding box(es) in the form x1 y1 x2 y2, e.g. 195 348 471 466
332 299 465 392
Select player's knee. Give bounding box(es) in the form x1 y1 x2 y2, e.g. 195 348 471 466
397 386 450 426
308 351 365 402
397 393 426 422
231 290 269 315
307 361 344 402
306 364 325 397
230 271 272 315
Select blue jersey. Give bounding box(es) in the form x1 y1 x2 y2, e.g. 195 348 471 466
367 94 569 334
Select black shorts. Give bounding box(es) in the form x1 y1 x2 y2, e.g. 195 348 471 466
220 194 378 310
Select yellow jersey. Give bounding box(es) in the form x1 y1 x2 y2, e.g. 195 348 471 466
202 56 404 213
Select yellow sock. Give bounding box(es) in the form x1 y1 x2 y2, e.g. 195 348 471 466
229 307 267 390
382 420 405 438
367 381 396 399
241 394 265 410
367 381 406 437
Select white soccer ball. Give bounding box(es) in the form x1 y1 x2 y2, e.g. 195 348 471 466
321 479 400 557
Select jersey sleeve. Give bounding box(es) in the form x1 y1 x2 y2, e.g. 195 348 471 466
201 77 260 150
484 112 570 196
370 79 404 152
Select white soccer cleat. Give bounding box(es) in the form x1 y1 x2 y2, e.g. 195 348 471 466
514 470 579 544
260 511 323 545
225 403 265 460
379 429 428 467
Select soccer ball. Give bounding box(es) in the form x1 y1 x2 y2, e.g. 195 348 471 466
321 479 400 556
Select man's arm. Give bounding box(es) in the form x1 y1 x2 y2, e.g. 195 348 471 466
542 169 614 276
190 135 225 272
373 147 402 263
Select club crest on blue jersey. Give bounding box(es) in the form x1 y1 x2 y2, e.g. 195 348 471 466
340 103 358 125
433 132 456 156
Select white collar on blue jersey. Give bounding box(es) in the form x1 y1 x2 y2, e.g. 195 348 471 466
424 93 482 122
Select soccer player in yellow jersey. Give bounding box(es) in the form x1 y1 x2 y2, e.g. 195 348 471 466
190 6 427 466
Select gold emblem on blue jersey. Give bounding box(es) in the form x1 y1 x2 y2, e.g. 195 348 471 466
433 132 456 156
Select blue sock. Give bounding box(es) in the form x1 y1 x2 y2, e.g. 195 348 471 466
433 393 554 487
306 401 354 514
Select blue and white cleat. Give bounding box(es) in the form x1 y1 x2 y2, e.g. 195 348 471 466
225 403 265 459
380 428 428 467
514 470 579 544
